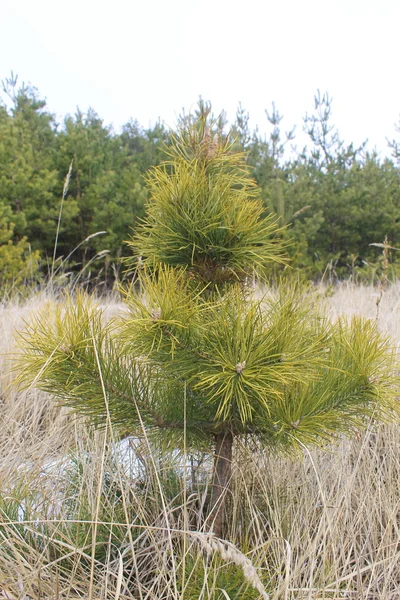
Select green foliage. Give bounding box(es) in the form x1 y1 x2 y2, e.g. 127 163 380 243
237 91 400 280
181 553 261 599
0 74 169 289
129 122 287 286
117 266 397 447
2 75 400 286
15 294 157 434
15 120 399 446
14 112 400 544
0 75 59 250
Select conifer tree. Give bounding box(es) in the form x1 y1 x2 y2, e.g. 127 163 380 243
15 114 399 539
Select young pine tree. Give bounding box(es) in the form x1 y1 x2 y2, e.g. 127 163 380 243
15 116 399 539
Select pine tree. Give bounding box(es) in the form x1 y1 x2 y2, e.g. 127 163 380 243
15 115 399 539
0 74 59 252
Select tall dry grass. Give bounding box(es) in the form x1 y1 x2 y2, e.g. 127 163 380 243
0 283 400 599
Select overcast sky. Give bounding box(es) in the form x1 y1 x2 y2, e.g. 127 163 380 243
2 0 400 157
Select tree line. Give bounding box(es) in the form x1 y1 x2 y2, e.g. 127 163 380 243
1 74 400 290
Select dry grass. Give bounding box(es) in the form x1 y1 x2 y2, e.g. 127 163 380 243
1 283 400 599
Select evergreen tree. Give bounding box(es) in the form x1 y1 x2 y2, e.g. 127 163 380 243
268 92 400 279
0 74 53 285
54 111 167 280
54 109 116 265
15 116 399 540
0 75 59 245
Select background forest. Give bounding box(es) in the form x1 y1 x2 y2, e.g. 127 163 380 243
2 73 400 291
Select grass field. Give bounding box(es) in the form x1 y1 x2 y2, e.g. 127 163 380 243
1 283 400 599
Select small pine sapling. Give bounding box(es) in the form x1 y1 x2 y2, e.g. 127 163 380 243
15 115 399 539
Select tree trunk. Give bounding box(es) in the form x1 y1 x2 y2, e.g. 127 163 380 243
209 431 233 538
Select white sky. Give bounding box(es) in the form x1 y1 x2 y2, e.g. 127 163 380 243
2 0 400 157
